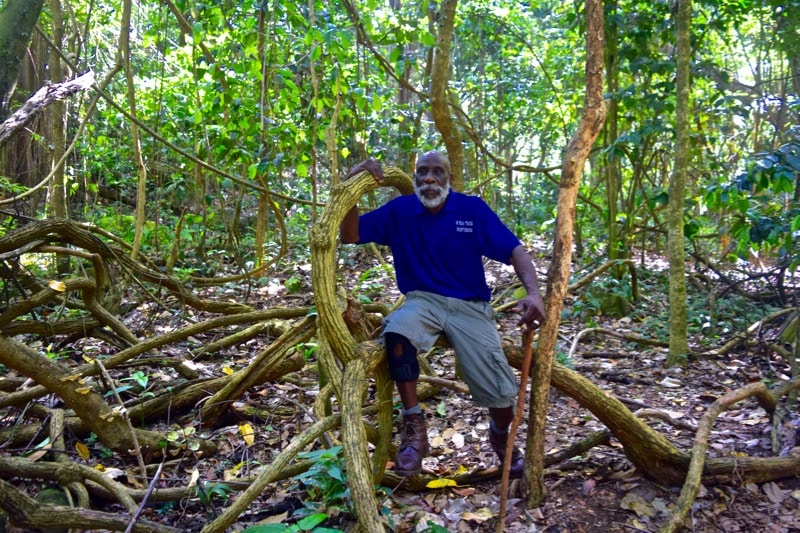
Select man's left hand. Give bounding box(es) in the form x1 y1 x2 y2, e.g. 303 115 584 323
514 294 545 333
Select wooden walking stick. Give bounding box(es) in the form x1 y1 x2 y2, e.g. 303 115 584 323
497 329 535 532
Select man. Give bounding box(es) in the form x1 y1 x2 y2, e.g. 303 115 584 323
340 150 545 478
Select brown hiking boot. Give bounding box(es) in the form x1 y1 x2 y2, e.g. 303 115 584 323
489 429 524 478
395 413 428 476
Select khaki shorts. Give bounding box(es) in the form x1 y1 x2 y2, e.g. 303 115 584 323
382 291 518 408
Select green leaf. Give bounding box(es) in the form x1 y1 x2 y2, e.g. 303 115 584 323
296 512 328 530
240 525 287 533
436 400 446 417
420 32 436 46
684 219 700 239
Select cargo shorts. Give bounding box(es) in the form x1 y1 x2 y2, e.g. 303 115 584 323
382 290 518 408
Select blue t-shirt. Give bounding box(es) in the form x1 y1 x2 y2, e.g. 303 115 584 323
357 191 521 301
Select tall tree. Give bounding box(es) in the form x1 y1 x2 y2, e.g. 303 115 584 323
604 0 623 270
0 0 45 119
430 0 465 190
666 0 691 367
46 0 68 222
525 0 607 507
118 0 148 261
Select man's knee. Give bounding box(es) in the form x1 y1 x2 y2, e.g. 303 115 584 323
384 332 419 382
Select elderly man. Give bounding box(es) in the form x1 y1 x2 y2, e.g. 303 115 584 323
340 150 545 477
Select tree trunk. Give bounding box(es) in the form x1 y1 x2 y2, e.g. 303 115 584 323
604 0 623 273
430 0 465 191
47 0 68 224
0 0 45 118
525 0 607 507
309 168 414 533
120 0 149 261
666 0 691 367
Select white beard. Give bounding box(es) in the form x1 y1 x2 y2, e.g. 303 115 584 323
415 182 450 209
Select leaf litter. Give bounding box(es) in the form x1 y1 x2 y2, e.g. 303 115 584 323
6 248 798 533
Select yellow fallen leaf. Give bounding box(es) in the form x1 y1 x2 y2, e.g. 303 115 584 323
95 464 106 472
48 280 67 292
239 423 255 446
426 478 458 489
76 442 91 460
75 386 93 394
222 366 234 375
463 507 494 522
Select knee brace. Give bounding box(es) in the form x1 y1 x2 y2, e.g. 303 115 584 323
384 332 419 383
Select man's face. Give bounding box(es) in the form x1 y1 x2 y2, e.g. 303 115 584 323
414 153 450 209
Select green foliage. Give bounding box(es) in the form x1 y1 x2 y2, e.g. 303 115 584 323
284 275 305 294
0 175 29 197
42 344 67 360
290 445 351 520
354 264 394 303
164 425 202 452
420 521 450 533
556 350 573 368
113 371 155 399
242 513 342 533
85 433 114 459
571 276 634 322
300 342 318 361
635 270 779 347
245 445 389 531
704 127 800 267
195 481 234 516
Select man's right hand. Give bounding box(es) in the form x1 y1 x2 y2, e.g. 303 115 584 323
347 159 384 184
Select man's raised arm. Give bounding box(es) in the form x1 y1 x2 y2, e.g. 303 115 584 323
338 159 384 244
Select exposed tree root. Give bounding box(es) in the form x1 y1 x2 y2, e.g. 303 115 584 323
0 478 179 533
660 379 800 533
503 342 800 486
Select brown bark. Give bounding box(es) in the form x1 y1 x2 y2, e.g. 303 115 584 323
0 219 253 317
666 0 691 366
430 0 465 190
0 304 306 412
0 349 305 449
0 0 45 118
525 0 607 507
47 0 68 223
661 380 800 533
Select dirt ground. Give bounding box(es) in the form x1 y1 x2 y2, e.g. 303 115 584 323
7 248 798 533
217 253 800 532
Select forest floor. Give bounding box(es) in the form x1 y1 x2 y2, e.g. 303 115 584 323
186 245 799 532
8 244 798 532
